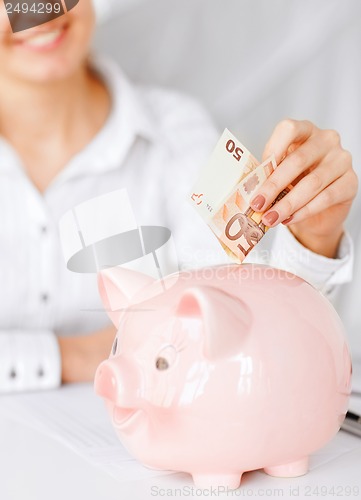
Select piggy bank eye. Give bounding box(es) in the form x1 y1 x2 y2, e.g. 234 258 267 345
155 357 169 370
155 345 177 371
112 337 118 356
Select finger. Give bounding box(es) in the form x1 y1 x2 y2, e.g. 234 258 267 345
262 119 314 163
250 135 330 212
283 170 358 225
260 158 347 226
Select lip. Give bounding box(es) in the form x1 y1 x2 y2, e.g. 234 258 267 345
12 23 69 52
112 406 143 430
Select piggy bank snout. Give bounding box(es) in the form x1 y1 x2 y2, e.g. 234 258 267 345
94 362 119 402
94 358 142 405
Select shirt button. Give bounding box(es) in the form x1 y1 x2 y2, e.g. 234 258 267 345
40 293 50 303
40 225 48 235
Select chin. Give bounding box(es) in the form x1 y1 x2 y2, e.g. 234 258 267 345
6 59 85 85
15 56 87 84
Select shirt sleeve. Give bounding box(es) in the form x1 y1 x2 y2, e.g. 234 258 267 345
247 223 354 300
0 331 61 394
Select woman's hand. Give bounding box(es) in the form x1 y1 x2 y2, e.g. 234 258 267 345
58 326 116 384
250 119 358 258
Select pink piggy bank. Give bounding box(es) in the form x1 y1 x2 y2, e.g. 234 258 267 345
94 264 351 489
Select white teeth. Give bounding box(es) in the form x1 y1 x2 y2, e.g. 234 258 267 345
23 29 63 48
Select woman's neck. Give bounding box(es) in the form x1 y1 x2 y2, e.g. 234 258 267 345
0 64 107 146
0 63 111 192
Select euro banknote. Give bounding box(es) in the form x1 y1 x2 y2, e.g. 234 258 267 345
189 129 289 263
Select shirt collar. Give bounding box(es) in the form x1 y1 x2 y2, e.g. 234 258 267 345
55 55 157 180
94 55 157 144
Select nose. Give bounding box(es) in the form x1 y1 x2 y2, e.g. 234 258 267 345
94 362 118 402
94 357 143 405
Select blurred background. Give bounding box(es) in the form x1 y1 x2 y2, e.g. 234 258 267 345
92 0 361 357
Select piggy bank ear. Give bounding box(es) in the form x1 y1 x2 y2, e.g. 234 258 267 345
98 268 156 327
176 286 252 361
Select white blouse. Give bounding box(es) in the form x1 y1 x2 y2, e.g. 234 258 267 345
0 57 353 393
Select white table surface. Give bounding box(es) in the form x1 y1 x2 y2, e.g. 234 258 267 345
1 386 361 500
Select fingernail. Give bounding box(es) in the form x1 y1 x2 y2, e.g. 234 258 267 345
251 194 266 211
282 216 294 225
263 211 279 226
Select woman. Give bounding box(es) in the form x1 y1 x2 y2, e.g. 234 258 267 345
0 0 357 392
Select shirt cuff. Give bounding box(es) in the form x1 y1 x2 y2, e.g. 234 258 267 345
268 224 354 295
0 331 61 394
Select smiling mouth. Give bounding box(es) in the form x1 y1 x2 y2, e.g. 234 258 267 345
113 406 142 428
14 23 68 50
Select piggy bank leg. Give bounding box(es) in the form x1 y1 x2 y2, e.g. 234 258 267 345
264 457 308 478
192 473 242 490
